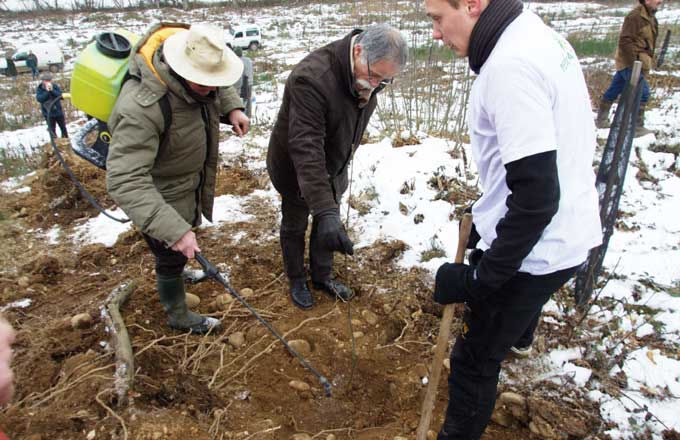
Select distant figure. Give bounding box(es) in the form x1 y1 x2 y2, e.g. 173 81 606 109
0 316 16 406
26 50 39 80
595 0 662 136
36 72 68 138
233 47 254 117
4 57 17 80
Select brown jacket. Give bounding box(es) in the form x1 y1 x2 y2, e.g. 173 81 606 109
106 23 243 246
615 4 658 73
266 30 382 214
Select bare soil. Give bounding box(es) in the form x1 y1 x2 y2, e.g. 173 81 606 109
0 143 604 439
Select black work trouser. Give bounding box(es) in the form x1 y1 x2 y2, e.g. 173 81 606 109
437 265 578 440
47 115 68 138
279 194 333 283
142 233 187 277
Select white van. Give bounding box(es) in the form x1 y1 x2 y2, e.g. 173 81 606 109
11 42 64 74
225 25 262 51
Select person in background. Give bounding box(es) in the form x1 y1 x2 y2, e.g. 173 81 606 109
107 23 248 335
595 0 662 136
26 50 39 80
232 47 254 117
424 0 602 438
36 72 68 139
267 24 407 310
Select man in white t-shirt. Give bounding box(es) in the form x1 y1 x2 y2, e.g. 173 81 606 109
424 0 602 438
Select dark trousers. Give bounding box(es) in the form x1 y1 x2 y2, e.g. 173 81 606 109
603 68 650 104
47 115 68 138
437 266 578 440
142 233 187 277
31 66 39 79
280 194 333 283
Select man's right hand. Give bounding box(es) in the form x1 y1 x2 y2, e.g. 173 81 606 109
0 317 16 405
171 230 201 259
315 209 354 255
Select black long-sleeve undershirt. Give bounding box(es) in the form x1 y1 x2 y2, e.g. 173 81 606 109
475 150 561 292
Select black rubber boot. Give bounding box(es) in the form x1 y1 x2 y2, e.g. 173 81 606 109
313 279 354 301
157 274 222 334
290 278 313 309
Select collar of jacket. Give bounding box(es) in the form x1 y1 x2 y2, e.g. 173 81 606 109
638 4 657 23
334 29 365 99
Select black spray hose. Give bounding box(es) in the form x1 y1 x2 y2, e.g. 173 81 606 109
194 253 332 397
43 95 130 223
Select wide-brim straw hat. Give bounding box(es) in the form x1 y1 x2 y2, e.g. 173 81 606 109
163 23 243 87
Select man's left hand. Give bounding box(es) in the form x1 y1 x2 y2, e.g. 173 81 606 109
228 109 250 136
433 262 475 304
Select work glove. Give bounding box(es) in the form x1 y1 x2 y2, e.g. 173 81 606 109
314 208 354 255
433 263 476 304
469 249 484 267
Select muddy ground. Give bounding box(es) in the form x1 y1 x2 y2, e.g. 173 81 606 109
0 135 611 440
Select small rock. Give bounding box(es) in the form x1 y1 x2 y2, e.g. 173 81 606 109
288 339 312 356
18 276 30 288
288 380 310 391
240 287 254 298
185 292 200 308
500 391 526 407
427 430 437 440
529 416 557 439
86 430 96 440
352 331 364 339
70 313 93 329
491 406 514 427
351 318 363 327
291 434 311 440
443 358 451 370
246 325 266 342
215 293 233 310
393 436 409 440
361 309 378 325
382 303 393 314
326 434 337 440
228 332 245 348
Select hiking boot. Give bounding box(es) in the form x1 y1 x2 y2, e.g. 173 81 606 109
313 279 354 301
595 99 613 129
157 274 222 334
634 105 654 137
290 278 313 310
510 344 533 358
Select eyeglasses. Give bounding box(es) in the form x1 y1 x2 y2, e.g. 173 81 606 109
366 56 393 87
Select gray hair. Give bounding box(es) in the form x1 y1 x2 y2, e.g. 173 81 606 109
356 24 408 68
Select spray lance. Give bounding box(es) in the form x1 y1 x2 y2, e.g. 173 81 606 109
194 253 332 397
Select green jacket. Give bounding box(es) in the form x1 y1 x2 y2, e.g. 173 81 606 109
106 23 244 246
615 4 659 73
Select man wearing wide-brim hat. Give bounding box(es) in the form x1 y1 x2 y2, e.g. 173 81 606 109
107 23 249 334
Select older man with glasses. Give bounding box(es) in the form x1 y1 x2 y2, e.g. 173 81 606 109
267 24 407 310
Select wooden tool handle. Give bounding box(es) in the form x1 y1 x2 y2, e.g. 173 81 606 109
416 213 473 440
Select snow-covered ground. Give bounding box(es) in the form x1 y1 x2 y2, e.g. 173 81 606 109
1 1 679 438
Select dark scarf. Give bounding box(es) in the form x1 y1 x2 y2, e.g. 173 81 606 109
468 0 523 74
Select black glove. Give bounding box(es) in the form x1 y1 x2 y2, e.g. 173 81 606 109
469 249 484 267
433 262 476 304
314 208 354 255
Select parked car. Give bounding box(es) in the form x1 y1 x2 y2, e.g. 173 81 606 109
225 24 262 51
0 43 64 75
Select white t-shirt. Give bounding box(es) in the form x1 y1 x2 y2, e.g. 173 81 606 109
469 10 602 275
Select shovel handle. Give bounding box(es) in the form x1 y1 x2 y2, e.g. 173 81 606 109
416 213 473 440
